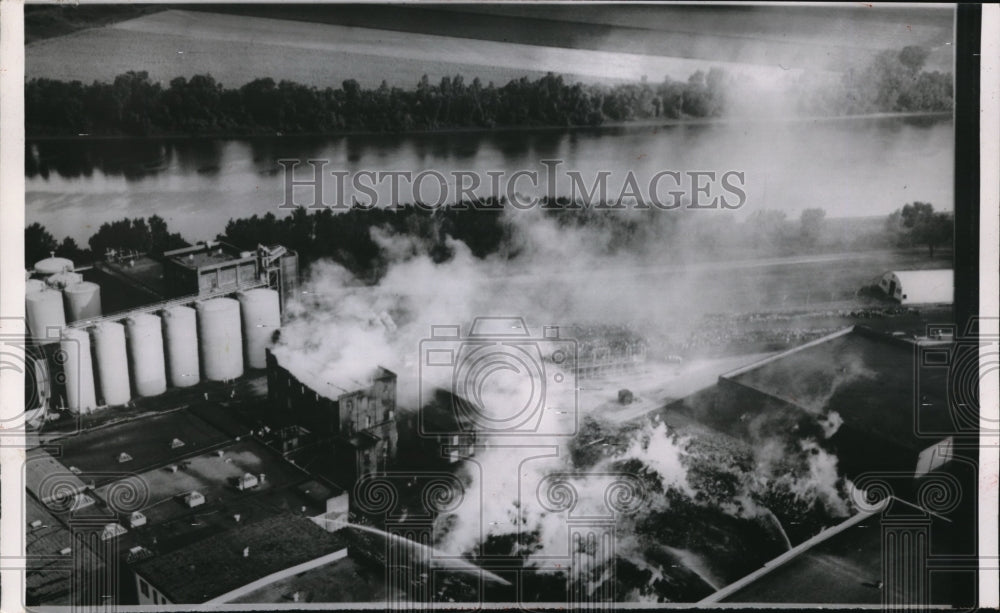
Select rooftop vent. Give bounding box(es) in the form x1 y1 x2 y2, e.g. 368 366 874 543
184 491 205 508
171 438 185 449
233 513 241 523
129 511 147 528
216 450 225 458
69 466 81 475
167 464 179 473
243 547 250 558
29 519 43 529
60 547 72 556
101 523 128 541
117 452 133 463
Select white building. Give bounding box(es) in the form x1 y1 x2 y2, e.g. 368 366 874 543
878 269 953 305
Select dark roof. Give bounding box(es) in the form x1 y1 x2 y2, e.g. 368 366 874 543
705 497 951 604
338 430 381 449
25 495 108 606
133 514 347 603
721 327 954 453
49 409 231 484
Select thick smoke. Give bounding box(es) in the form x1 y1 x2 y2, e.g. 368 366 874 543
271 204 858 598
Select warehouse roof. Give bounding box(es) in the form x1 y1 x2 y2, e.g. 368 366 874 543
133 514 348 604
25 494 109 606
51 410 231 484
268 346 394 402
703 497 951 604
25 448 88 506
721 326 953 454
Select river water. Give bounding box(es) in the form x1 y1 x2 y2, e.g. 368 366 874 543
26 116 952 244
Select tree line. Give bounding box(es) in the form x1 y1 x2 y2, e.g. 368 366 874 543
25 44 950 137
27 201 952 285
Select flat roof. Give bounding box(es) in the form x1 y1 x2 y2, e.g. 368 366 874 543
25 495 109 606
705 497 950 604
94 255 168 298
165 242 250 270
133 514 348 603
25 449 88 504
95 438 312 531
49 410 232 484
268 346 382 400
721 327 953 453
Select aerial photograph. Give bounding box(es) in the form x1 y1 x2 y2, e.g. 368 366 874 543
15 2 982 609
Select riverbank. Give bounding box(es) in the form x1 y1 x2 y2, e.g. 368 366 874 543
26 111 952 142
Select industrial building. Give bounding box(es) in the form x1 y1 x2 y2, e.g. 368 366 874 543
659 325 976 607
671 326 958 482
877 269 953 305
265 348 399 488
131 514 349 604
701 496 964 605
24 408 350 607
23 242 296 420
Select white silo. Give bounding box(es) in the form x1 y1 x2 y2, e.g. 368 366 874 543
26 288 66 341
34 256 74 277
46 271 84 290
162 306 200 388
238 288 281 369
196 298 244 381
125 313 167 397
60 327 97 413
91 322 130 406
63 282 102 322
26 278 47 294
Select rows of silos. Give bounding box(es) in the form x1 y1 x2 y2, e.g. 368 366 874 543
52 288 281 412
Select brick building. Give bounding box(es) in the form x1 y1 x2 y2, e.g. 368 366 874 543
265 348 398 486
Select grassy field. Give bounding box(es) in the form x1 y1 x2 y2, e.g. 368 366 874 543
26 9 804 89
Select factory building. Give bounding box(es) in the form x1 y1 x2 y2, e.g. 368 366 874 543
877 269 953 305
265 349 399 488
683 326 959 481
701 496 963 605
131 514 348 604
25 409 348 606
414 388 478 464
23 243 296 421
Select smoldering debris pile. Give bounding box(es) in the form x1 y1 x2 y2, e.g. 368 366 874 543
428 414 854 604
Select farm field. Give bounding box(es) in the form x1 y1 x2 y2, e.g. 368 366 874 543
26 9 802 89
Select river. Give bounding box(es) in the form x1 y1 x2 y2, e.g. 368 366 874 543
26 116 953 244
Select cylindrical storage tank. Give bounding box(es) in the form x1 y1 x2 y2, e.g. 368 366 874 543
46 271 84 290
91 322 130 406
63 282 102 322
34 257 74 277
162 306 200 388
26 279 47 294
60 327 97 414
238 289 281 369
26 288 66 341
196 298 244 381
125 313 167 397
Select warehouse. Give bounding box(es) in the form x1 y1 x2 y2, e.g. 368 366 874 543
266 348 398 487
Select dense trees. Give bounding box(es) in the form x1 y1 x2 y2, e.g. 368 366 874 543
26 44 952 138
26 70 728 137
885 202 953 257
802 45 953 116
